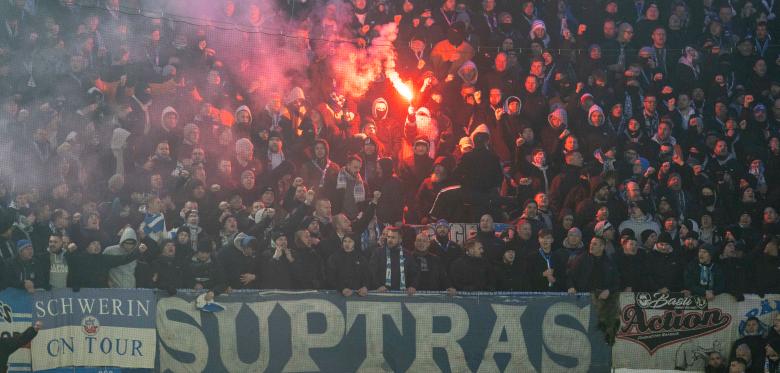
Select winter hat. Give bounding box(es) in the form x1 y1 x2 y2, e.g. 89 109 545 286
580 93 594 107
16 239 32 253
233 232 257 250
286 86 306 105
270 230 286 241
414 136 430 147
640 229 656 244
530 20 546 36
434 219 450 230
568 227 582 236
657 232 673 245
594 221 613 237
458 136 474 150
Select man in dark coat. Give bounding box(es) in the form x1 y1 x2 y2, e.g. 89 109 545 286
566 236 620 295
216 232 260 290
407 232 455 294
0 322 41 373
613 235 646 292
187 244 227 295
427 219 463 272
642 232 685 293
65 241 144 289
151 240 187 295
549 151 589 214
449 239 495 291
290 229 325 290
751 236 780 295
525 228 568 292
452 132 503 221
494 248 523 291
327 235 369 296
683 246 725 300
368 227 414 293
2 240 44 292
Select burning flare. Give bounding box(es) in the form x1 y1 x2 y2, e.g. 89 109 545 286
387 71 413 102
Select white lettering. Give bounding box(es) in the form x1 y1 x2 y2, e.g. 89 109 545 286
112 299 124 316
78 298 95 314
157 297 208 372
99 298 109 315
346 301 402 372
477 304 535 372
35 301 46 318
541 302 591 371
217 301 275 372
406 303 469 372
135 300 150 317
61 297 73 315
47 299 60 317
280 299 345 372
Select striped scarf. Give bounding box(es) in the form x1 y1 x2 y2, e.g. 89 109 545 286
142 212 166 243
337 169 366 203
385 247 405 290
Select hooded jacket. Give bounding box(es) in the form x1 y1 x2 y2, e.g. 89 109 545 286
103 228 139 288
582 105 615 160
234 105 253 140
457 61 479 86
540 107 568 156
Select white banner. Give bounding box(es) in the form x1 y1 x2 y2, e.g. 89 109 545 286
612 292 740 371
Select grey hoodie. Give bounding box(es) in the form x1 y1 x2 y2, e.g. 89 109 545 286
103 228 138 288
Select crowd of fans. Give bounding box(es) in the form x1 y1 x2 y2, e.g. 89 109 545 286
0 0 779 362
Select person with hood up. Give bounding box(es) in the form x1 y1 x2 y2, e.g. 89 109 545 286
66 239 146 289
300 139 340 194
581 105 615 160
528 19 550 48
233 105 254 142
257 93 293 144
498 95 528 155
145 106 180 161
430 22 474 81
457 60 478 87
540 106 569 157
372 97 402 156
103 227 145 288
415 156 454 224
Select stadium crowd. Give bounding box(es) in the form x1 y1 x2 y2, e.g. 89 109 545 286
0 0 779 365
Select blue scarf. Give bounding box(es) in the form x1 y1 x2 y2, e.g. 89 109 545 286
385 247 405 290
539 248 553 287
699 263 712 288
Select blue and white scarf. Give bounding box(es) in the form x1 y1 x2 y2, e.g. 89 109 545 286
699 263 712 287
385 247 405 290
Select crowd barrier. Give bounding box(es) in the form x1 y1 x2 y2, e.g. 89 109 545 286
1 288 778 372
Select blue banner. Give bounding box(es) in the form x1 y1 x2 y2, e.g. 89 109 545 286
31 289 157 372
157 291 611 372
0 288 33 373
